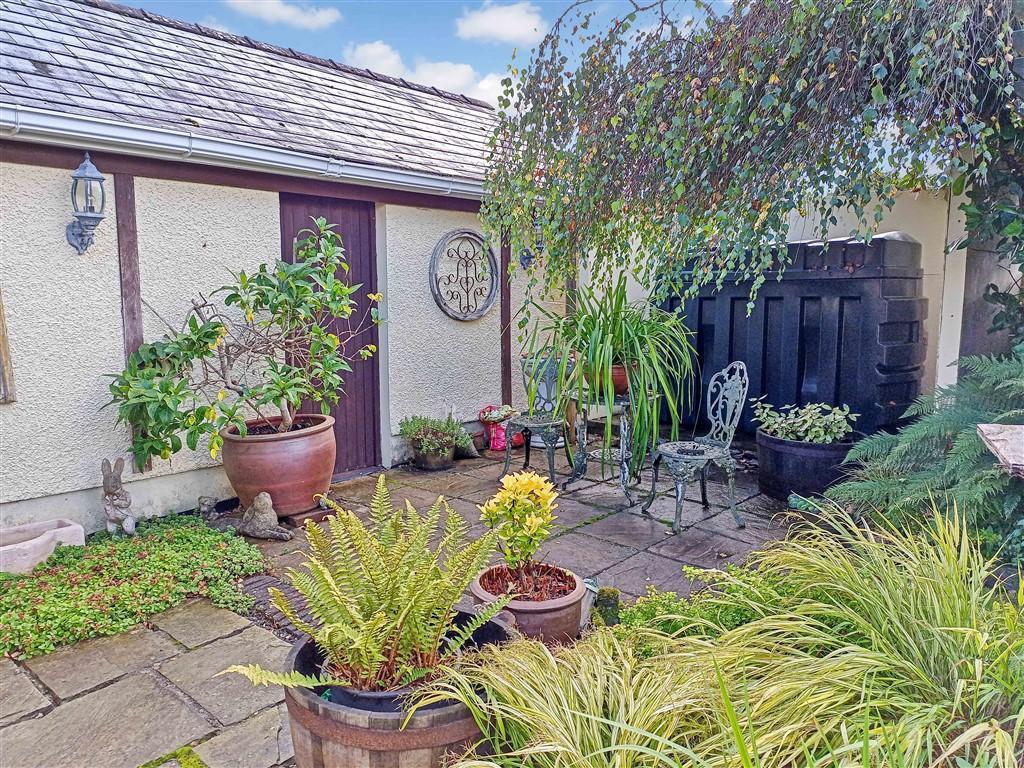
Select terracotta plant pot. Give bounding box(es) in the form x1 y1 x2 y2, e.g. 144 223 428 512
470 565 586 642
221 414 335 517
285 611 510 768
412 446 455 471
584 363 631 397
610 363 630 396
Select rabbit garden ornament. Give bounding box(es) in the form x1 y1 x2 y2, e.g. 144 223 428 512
101 457 136 535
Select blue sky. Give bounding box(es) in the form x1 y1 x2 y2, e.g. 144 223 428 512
124 1 726 104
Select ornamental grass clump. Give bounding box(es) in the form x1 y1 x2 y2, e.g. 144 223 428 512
415 511 1023 767
478 471 567 599
226 476 507 691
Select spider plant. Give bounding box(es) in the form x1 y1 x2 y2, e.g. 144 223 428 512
528 272 695 474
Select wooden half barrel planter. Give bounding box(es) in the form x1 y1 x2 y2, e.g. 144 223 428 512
220 414 336 518
470 566 587 642
285 612 510 768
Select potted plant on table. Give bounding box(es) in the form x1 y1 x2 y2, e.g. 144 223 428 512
752 398 859 501
107 218 381 517
399 415 473 470
532 273 695 473
225 476 510 768
470 471 586 642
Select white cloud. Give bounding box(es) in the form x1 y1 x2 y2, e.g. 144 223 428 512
343 40 405 76
199 16 233 33
342 40 504 105
224 0 341 31
455 1 546 46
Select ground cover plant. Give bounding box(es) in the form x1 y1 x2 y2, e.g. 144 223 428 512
415 512 1024 766
0 516 264 659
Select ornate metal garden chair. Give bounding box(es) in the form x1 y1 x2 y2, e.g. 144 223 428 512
502 351 573 483
641 360 749 532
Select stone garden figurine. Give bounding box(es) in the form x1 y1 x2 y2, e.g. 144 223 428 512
237 492 293 541
197 495 218 522
101 458 136 536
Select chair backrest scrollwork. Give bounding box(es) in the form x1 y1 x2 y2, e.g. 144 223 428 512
704 361 749 447
521 350 575 415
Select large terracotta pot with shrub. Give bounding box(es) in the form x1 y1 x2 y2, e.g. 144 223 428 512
221 414 335 517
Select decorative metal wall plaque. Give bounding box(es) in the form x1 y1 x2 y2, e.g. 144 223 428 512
429 229 498 321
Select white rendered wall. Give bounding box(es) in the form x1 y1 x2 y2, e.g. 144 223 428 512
0 162 126 531
0 166 282 532
381 205 505 462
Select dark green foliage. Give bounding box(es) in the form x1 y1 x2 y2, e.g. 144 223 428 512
830 345 1024 564
592 587 622 626
399 415 473 457
0 516 265 659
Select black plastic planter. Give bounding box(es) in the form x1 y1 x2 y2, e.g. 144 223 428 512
755 430 854 501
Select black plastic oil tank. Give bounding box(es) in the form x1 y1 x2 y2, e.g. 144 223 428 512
667 232 928 434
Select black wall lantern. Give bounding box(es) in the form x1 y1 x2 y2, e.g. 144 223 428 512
66 153 106 255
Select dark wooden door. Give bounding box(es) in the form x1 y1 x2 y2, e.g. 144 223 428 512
279 194 381 476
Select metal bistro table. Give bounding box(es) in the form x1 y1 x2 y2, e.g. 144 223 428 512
562 392 654 505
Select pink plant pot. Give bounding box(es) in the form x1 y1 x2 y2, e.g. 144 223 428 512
1 519 86 574
484 421 508 451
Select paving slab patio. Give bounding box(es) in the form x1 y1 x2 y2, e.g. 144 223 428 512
0 672 214 768
159 626 291 726
0 446 786 768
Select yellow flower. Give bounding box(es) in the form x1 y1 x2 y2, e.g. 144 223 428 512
217 389 227 401
205 407 217 421
367 292 383 302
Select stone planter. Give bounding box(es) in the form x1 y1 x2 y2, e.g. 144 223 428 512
284 611 509 768
1 519 85 574
470 565 586 642
221 415 336 518
412 446 455 471
756 429 854 501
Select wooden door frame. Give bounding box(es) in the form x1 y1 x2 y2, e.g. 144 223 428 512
279 192 382 476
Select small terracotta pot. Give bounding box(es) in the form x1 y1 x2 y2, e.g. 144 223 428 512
470 565 586 642
221 414 336 518
610 364 630 396
412 446 455 471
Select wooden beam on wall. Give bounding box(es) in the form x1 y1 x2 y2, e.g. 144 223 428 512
0 140 482 214
500 235 512 406
114 173 143 359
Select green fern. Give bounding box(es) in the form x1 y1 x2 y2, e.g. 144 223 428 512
830 344 1024 563
226 475 508 691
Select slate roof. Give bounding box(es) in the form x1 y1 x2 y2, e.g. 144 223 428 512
0 0 495 182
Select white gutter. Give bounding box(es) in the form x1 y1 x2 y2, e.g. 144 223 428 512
0 103 484 200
